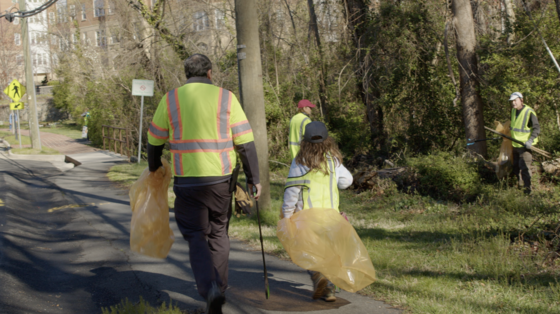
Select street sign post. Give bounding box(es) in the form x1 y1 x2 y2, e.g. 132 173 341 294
3 80 26 149
132 79 154 163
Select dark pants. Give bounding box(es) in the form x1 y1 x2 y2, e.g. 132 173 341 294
173 182 232 299
512 147 532 193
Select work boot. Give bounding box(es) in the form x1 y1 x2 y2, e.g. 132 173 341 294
206 281 225 314
311 272 328 300
322 283 336 302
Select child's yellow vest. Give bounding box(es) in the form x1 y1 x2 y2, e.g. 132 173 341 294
284 157 339 211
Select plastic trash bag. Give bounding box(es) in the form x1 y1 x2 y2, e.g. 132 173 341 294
129 159 175 258
277 207 376 293
495 121 513 180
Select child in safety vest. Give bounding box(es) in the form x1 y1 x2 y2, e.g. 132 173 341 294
282 121 353 302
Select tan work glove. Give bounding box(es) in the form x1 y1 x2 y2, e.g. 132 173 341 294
234 183 253 217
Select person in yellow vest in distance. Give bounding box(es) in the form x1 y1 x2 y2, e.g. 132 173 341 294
509 92 540 194
289 99 316 159
282 121 353 302
147 54 261 314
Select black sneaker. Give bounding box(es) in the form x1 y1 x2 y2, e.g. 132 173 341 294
206 281 225 314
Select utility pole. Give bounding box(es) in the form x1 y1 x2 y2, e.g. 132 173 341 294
18 0 42 150
235 0 271 210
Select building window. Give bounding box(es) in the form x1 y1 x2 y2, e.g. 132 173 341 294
49 12 55 24
215 9 224 29
57 8 68 23
108 1 115 14
96 30 106 47
82 32 88 45
69 5 76 20
193 11 209 31
81 4 87 20
15 33 21 45
73 34 78 45
33 54 37 66
109 30 119 44
16 55 23 65
94 0 105 17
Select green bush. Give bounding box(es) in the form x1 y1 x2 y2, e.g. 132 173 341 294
405 152 484 202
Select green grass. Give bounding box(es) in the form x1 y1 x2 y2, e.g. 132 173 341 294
102 297 202 314
106 159 560 313
0 130 32 146
38 123 83 139
11 147 60 155
1 130 60 155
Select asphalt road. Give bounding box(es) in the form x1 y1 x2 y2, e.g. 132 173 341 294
0 150 401 314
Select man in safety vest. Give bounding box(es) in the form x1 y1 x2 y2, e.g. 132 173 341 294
147 54 261 314
509 92 540 194
288 100 315 159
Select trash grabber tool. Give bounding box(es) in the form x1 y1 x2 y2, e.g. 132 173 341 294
484 126 551 158
255 198 270 299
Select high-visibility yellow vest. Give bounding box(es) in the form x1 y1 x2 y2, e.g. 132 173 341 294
284 157 339 211
510 105 538 148
148 82 254 177
288 113 311 159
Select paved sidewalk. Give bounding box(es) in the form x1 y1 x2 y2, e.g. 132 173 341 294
0 129 98 155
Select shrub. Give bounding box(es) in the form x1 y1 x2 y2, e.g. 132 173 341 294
405 152 484 202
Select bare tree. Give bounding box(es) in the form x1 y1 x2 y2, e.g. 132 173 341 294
307 0 329 120
452 0 487 157
342 0 385 149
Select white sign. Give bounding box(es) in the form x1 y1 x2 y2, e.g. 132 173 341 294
132 79 154 97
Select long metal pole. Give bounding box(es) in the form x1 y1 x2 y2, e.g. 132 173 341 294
19 0 41 150
137 95 144 163
17 110 22 148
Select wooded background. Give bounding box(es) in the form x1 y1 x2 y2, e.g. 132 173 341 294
51 0 560 164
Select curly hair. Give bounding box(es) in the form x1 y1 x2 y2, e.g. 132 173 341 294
295 137 343 175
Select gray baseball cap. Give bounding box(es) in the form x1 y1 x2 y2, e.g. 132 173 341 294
509 92 523 101
303 121 328 143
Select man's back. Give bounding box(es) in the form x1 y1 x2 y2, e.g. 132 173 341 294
289 113 311 159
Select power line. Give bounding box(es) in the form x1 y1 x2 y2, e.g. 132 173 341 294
1 0 59 22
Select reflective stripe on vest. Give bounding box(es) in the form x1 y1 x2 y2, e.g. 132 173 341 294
510 105 538 148
284 158 339 211
167 87 234 176
231 120 252 138
149 121 169 139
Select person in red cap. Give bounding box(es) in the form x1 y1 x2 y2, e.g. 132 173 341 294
289 99 316 159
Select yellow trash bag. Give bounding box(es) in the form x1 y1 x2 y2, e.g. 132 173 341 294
495 121 513 180
277 208 376 293
129 159 175 258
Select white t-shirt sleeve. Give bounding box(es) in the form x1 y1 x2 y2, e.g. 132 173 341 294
281 159 309 219
335 159 353 189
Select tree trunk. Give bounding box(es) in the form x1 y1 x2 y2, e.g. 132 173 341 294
555 0 560 24
452 0 487 157
235 0 272 210
504 0 516 44
307 0 329 121
342 0 385 150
